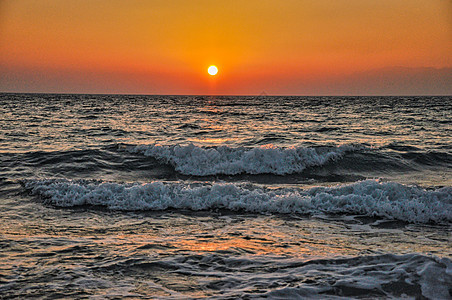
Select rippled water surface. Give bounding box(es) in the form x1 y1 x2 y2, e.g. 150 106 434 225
0 94 451 299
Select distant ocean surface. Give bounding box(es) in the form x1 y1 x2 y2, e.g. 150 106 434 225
1 94 451 299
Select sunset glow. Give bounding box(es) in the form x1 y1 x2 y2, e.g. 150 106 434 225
0 0 451 95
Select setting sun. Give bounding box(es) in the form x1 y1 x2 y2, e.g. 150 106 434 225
208 65 218 76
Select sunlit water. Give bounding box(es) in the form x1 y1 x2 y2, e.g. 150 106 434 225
0 94 451 299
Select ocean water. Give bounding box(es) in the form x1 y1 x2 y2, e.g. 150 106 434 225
0 93 451 299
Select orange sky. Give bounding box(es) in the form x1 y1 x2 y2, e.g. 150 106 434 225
0 0 451 95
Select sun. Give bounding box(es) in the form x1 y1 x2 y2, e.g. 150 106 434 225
207 65 218 76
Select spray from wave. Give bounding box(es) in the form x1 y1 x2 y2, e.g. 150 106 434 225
24 179 451 224
129 144 359 176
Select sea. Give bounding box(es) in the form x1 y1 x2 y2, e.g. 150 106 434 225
0 93 451 299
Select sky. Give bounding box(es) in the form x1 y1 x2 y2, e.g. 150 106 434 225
0 0 451 95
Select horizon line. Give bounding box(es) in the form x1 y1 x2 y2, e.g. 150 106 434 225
1 91 451 97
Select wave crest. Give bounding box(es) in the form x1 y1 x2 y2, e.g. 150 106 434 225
24 179 451 224
129 144 357 176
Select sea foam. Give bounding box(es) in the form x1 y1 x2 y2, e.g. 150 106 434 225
264 254 452 299
24 179 451 224
129 144 357 176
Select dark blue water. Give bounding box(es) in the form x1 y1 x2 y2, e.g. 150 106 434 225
1 94 451 299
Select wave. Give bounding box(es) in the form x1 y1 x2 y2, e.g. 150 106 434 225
3 247 450 299
83 253 451 299
129 144 359 176
0 146 170 180
3 144 450 181
259 254 451 299
23 179 451 224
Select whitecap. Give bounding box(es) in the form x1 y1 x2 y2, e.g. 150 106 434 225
129 143 359 176
24 179 452 224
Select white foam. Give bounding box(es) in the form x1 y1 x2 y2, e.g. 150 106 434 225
129 144 357 175
24 179 452 224
417 257 452 299
263 254 452 299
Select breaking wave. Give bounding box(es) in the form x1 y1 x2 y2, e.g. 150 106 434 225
129 144 358 176
24 179 451 224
